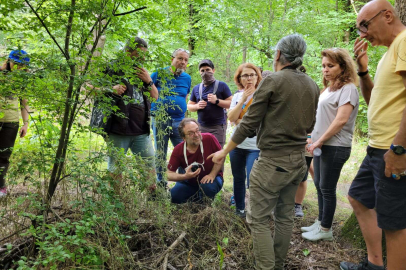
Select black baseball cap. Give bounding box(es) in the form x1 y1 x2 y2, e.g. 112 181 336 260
198 59 214 70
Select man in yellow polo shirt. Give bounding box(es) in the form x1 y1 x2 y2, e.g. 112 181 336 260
340 1 406 270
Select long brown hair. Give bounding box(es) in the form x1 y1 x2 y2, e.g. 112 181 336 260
233 63 263 90
321 48 357 92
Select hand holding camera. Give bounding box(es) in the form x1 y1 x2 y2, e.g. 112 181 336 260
185 162 201 178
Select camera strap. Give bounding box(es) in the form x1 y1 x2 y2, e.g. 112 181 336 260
184 140 204 167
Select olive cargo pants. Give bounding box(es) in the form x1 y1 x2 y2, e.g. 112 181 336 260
247 151 307 270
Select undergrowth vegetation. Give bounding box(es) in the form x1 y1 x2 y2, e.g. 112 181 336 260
1 154 254 269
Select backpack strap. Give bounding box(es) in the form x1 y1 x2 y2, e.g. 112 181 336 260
213 80 220 95
198 83 203 101
199 80 219 101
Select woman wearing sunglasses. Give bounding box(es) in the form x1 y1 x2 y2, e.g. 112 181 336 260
227 63 263 218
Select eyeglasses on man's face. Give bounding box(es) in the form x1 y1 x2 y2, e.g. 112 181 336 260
356 9 387 35
240 73 258 79
186 129 201 137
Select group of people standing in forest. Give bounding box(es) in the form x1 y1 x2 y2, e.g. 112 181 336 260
1 0 405 269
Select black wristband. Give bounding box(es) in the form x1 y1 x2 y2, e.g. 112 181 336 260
357 69 369 77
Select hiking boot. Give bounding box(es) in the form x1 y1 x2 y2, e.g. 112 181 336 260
295 204 304 218
0 186 7 198
236 209 246 218
230 195 235 206
340 258 384 270
302 225 333 241
301 219 320 232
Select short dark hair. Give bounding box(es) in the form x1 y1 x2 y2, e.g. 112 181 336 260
178 118 200 138
124 37 148 53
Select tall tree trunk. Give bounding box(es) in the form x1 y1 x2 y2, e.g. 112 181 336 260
188 3 200 56
225 38 235 82
242 47 247 63
395 0 406 25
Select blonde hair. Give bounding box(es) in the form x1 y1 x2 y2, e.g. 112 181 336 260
321 48 358 91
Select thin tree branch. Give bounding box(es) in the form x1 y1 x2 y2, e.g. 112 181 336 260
350 0 358 15
24 0 67 59
34 0 47 13
113 6 147 16
251 44 272 59
64 0 76 58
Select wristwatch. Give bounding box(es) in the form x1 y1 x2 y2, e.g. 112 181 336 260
215 99 220 105
390 144 406 155
147 81 154 87
357 69 369 77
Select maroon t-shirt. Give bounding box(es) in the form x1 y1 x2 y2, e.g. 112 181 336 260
167 133 223 185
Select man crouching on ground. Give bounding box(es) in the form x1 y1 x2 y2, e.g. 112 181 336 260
167 118 224 204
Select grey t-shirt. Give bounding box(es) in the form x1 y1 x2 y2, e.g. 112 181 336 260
311 83 359 147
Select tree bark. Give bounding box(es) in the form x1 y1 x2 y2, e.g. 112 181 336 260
188 3 200 57
225 38 235 82
242 47 247 63
395 0 406 25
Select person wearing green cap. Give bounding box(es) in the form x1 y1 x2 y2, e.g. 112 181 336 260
0 50 31 197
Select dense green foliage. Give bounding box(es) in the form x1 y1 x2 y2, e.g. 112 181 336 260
0 0 398 268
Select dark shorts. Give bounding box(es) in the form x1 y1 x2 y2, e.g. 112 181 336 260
301 156 313 182
348 146 406 230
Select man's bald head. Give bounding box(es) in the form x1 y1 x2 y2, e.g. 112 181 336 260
358 0 398 17
356 0 405 47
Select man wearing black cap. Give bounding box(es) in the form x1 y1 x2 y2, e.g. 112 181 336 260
187 59 232 147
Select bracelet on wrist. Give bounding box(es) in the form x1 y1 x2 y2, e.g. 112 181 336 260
357 69 369 77
307 135 311 138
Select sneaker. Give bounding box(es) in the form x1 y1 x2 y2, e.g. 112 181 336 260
0 187 7 198
301 219 321 232
302 225 333 241
236 209 246 218
340 258 381 270
295 204 304 218
230 195 235 206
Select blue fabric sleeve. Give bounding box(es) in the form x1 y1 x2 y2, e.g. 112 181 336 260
151 72 158 85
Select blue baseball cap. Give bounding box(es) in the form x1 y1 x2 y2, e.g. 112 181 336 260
9 50 30 65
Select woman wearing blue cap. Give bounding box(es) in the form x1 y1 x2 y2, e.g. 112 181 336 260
0 50 31 197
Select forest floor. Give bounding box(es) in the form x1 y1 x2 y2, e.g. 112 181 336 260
0 182 366 270
0 138 369 269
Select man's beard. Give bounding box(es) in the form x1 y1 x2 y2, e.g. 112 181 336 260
174 68 185 76
187 135 201 147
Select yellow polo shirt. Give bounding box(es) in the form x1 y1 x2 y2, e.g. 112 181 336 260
0 95 19 122
368 29 406 149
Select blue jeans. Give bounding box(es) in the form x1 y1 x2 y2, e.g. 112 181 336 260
151 117 183 183
313 145 351 228
170 176 223 204
107 133 155 172
229 147 260 211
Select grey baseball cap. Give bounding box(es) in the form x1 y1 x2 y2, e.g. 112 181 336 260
198 59 214 70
